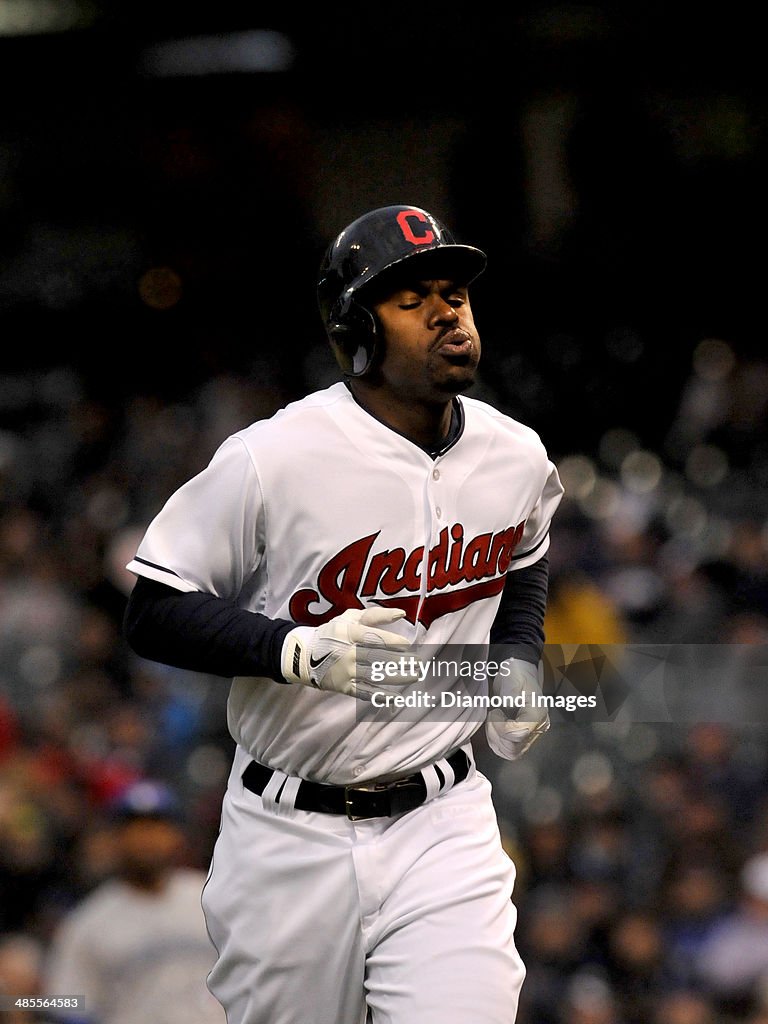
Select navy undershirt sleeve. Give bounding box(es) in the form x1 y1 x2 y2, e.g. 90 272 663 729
123 576 294 682
124 555 549 680
489 554 549 665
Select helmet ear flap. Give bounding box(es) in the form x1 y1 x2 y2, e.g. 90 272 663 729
328 300 379 377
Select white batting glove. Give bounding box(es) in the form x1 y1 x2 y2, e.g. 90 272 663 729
281 607 416 701
485 658 550 761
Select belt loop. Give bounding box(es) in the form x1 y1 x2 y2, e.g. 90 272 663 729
420 764 442 802
260 768 288 812
275 775 302 816
434 756 455 792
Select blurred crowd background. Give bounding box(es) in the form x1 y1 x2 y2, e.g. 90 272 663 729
1 2 767 1022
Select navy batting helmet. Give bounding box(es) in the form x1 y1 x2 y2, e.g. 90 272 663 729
108 780 182 822
317 205 487 377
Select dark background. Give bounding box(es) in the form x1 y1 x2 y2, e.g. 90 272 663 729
2 5 768 1023
2 2 766 453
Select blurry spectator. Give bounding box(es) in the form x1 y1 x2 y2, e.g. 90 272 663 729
647 561 731 644
694 851 768 1017
665 788 742 878
661 860 731 989
599 525 671 639
651 990 717 1024
44 780 224 1024
0 695 20 764
544 570 627 645
748 981 768 1024
606 910 666 1023
723 519 768 614
0 934 45 1024
639 755 691 829
568 875 624 967
520 816 573 888
559 968 624 1024
569 811 634 887
517 884 588 1024
726 611 768 644
0 767 65 936
638 747 744 883
565 810 642 963
683 723 765 838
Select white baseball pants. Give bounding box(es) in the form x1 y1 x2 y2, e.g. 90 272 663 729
202 745 525 1024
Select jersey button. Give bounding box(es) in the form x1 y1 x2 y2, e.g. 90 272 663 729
432 468 440 480
353 766 364 776
435 506 442 518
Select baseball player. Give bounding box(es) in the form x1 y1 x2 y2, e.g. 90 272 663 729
123 205 564 1024
44 781 225 1024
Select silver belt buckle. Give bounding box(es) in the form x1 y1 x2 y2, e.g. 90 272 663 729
344 780 390 821
345 776 426 821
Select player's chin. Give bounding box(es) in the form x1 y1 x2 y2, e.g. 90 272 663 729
432 358 479 394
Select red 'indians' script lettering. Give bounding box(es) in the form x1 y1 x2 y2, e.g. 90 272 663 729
288 521 526 627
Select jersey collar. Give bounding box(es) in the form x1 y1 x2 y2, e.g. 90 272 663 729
344 382 466 460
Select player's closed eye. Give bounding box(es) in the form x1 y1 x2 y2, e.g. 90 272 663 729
440 285 468 307
397 288 466 310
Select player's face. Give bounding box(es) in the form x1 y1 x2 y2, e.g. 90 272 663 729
372 278 480 400
115 817 185 885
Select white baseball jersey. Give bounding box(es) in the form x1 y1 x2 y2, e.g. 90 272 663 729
127 382 563 785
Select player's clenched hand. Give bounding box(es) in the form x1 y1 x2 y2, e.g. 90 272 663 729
485 658 550 761
281 607 415 701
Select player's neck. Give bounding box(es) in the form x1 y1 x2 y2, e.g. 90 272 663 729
348 381 453 449
120 866 171 894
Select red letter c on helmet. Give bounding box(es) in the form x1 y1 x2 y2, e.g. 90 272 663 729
396 209 435 246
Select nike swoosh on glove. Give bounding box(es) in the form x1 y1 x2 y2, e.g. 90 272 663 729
485 657 550 760
281 607 417 701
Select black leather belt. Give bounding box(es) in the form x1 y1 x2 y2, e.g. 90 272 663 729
242 749 470 821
